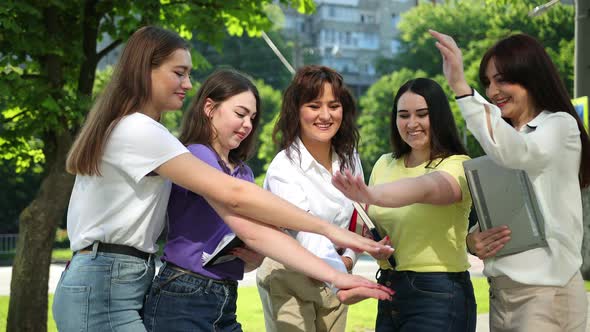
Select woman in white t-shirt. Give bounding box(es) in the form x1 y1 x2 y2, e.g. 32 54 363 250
52 26 393 331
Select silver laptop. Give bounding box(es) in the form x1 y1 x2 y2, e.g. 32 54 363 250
463 156 548 257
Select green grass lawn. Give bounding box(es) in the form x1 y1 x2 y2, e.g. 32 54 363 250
2 279 589 331
0 248 73 265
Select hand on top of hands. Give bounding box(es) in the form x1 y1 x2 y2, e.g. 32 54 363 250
328 225 394 258
333 273 394 305
370 236 394 261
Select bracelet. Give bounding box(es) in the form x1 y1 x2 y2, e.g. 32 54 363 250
455 87 474 100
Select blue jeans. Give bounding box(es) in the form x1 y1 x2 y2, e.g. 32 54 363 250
375 270 476 332
143 263 241 332
52 251 155 331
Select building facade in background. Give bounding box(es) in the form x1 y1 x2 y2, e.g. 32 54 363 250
281 0 415 96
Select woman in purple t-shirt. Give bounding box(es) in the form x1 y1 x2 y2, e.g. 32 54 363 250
144 69 264 331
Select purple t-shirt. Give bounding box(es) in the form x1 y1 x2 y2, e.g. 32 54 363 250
162 144 254 281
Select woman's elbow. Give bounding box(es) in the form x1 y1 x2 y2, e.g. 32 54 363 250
221 180 250 213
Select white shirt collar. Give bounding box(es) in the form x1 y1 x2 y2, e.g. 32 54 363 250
292 137 340 174
526 110 551 130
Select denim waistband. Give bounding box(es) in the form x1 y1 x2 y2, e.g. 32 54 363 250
377 269 470 282
163 262 238 287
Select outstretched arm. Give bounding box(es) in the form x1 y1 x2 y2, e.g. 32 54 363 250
332 168 462 208
156 153 394 257
210 200 394 304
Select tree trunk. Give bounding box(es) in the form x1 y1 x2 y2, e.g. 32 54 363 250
6 131 74 332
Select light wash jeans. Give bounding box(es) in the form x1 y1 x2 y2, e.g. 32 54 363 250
52 250 155 331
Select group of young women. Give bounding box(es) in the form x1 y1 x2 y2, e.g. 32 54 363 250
51 24 589 332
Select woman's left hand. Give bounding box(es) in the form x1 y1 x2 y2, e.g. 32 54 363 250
231 246 265 272
428 29 472 96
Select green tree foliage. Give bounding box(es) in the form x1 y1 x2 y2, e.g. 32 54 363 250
392 0 574 92
250 79 283 180
0 1 314 330
194 30 295 90
359 0 574 177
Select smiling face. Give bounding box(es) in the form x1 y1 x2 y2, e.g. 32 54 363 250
396 91 431 155
298 83 343 149
207 91 257 159
485 59 536 127
148 48 193 118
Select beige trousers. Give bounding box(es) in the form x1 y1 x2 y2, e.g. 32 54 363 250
489 270 587 332
256 258 347 332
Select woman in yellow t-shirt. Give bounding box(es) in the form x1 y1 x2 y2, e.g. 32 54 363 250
333 78 476 332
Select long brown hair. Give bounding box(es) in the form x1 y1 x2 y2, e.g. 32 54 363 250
273 65 359 172
179 69 261 164
479 34 590 188
66 26 189 175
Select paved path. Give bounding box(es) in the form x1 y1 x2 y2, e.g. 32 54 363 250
1 255 587 331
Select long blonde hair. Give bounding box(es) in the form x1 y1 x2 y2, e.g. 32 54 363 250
66 26 189 175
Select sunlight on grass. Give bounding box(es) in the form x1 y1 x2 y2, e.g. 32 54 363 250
51 249 72 261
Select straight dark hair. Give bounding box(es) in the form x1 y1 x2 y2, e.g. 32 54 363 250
179 69 261 164
67 26 189 175
391 78 467 162
479 33 590 188
274 65 359 172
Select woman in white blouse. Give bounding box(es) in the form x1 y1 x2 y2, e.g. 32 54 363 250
430 30 590 331
256 65 376 332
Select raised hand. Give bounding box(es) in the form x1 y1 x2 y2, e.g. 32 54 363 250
332 169 375 204
466 225 512 260
428 29 472 96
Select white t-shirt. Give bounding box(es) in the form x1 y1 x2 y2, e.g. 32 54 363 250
67 113 188 253
457 90 583 286
262 138 362 291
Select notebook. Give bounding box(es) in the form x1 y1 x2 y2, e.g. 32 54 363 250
463 156 548 256
201 233 243 266
352 202 397 268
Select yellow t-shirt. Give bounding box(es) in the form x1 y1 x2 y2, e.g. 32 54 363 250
368 154 472 272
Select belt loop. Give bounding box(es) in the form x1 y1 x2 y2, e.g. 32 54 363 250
205 279 214 294
91 241 99 260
